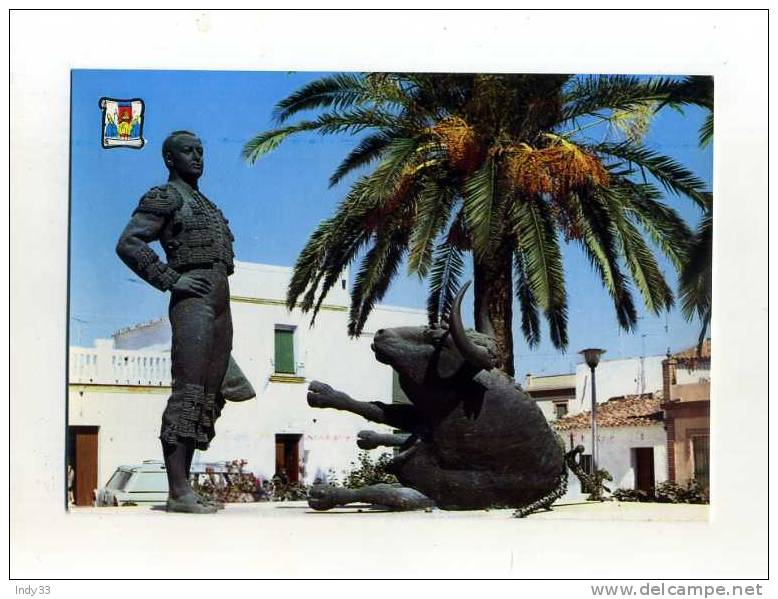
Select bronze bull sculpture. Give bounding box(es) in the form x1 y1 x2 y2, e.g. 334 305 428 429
306 282 584 517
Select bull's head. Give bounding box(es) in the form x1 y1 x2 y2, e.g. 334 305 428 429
371 282 501 385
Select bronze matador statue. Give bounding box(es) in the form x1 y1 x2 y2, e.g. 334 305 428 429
116 130 254 514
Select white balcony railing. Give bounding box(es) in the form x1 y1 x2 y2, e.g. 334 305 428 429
69 345 172 386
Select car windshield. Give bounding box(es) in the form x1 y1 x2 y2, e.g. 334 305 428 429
127 471 169 493
105 470 133 491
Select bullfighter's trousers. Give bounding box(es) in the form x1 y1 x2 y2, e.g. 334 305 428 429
160 264 233 450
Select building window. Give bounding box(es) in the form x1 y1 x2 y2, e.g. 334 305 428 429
553 400 568 419
274 326 296 374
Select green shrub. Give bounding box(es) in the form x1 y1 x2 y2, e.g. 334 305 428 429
612 488 652 502
268 479 310 501
612 480 709 504
342 451 398 488
654 480 709 504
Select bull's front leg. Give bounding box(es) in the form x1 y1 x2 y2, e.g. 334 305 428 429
357 430 412 450
307 380 421 432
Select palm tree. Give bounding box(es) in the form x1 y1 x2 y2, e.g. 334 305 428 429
660 75 713 352
679 213 712 352
244 73 710 376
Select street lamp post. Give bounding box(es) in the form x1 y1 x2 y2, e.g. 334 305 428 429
579 348 606 475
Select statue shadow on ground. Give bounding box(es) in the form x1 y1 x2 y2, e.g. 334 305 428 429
305 504 398 514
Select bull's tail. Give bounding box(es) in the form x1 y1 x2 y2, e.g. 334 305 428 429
565 444 590 490
512 455 570 519
565 444 612 500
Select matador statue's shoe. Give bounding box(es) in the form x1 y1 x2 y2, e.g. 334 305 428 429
166 493 218 514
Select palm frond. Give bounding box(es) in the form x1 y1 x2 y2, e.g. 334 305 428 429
313 107 400 135
571 190 638 331
287 179 384 320
561 75 683 123
407 178 454 278
242 121 320 163
679 212 712 322
243 109 401 164
513 250 541 348
348 229 409 336
599 186 674 314
309 224 373 326
361 136 426 201
286 137 426 326
273 73 404 123
426 240 465 326
659 75 713 111
615 179 692 270
655 75 713 148
699 112 713 148
335 174 389 222
401 73 475 118
593 142 711 210
287 217 335 310
329 132 395 187
462 156 500 259
696 308 711 355
510 195 568 349
287 217 372 325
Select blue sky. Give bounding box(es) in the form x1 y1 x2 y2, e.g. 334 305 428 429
70 70 712 377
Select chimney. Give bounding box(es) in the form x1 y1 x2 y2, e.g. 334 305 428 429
662 354 677 402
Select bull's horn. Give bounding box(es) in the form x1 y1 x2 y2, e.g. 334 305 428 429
449 281 494 371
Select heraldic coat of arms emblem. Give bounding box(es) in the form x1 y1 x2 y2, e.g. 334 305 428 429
99 97 145 149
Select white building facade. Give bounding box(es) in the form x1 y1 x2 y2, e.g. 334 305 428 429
569 355 665 416
68 261 426 502
527 355 672 500
558 418 668 499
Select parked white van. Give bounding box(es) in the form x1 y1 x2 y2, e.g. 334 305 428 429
95 460 230 507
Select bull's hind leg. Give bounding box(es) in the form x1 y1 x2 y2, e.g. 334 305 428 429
308 483 435 512
307 380 421 431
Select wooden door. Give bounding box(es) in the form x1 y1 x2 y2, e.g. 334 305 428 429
71 426 98 506
286 440 300 483
274 440 285 477
274 434 301 483
692 435 710 491
634 447 655 492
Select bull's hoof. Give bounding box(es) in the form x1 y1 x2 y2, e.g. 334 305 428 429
307 380 333 408
307 380 346 409
307 485 339 511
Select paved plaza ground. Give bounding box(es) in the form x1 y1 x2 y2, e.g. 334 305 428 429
14 499 723 578
71 498 708 521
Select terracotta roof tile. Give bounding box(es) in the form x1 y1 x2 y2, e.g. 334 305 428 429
673 339 711 366
553 394 663 431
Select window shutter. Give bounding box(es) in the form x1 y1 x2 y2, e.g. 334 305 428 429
274 329 295 374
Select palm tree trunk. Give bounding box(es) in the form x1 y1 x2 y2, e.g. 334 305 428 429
473 241 515 377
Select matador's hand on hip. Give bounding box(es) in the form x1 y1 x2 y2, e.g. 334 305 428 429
172 273 213 297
